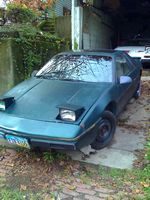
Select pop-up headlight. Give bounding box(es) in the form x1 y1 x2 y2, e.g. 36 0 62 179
58 104 85 122
0 97 15 111
60 109 76 122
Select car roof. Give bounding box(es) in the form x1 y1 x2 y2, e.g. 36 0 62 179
57 49 119 57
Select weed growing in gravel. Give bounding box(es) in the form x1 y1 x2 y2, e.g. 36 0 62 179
43 151 70 163
0 145 6 154
43 151 55 163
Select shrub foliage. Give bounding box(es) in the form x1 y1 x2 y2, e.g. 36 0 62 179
0 24 70 79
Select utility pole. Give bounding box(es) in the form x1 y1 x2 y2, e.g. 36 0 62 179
71 0 83 50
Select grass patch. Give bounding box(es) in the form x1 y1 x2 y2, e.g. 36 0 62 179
99 164 150 183
98 165 150 199
98 133 150 199
0 188 26 200
0 185 57 200
0 188 53 200
0 177 26 200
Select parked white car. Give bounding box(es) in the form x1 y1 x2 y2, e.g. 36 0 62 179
115 39 150 67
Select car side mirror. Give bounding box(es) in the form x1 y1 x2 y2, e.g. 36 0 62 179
31 70 38 77
120 76 132 84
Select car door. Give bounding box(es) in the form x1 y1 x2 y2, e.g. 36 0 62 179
124 53 141 92
115 53 136 114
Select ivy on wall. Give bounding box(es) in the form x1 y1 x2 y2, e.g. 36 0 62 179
0 24 70 79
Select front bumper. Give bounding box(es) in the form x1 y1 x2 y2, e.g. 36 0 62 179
0 112 98 150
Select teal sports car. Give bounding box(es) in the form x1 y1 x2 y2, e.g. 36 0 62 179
0 50 142 150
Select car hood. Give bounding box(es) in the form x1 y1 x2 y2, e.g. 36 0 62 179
3 78 112 123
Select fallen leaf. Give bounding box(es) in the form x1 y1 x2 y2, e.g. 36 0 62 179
143 184 149 188
20 185 27 191
67 185 76 190
135 189 140 194
107 197 114 200
59 161 64 166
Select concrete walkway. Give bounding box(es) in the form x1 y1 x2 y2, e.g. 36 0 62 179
66 93 149 169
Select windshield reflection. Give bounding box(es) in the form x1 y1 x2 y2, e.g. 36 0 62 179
36 55 113 83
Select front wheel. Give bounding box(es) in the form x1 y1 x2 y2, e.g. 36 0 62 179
91 111 116 150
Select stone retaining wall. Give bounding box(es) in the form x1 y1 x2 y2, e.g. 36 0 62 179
0 39 23 95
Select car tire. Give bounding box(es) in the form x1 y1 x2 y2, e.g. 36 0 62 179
134 81 141 99
91 111 116 150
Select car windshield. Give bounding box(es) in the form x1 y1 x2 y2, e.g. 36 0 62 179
36 54 113 83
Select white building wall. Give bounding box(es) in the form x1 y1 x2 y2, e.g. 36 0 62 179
83 7 114 49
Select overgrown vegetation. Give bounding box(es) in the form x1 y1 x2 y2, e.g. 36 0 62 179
0 24 70 79
6 3 37 23
0 1 70 80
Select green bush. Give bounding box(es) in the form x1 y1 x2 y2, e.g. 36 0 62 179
6 3 37 23
14 25 70 77
38 19 55 33
0 24 70 79
0 8 4 18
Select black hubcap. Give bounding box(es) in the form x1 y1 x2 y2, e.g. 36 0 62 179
98 120 111 141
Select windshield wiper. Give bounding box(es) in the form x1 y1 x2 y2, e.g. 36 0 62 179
36 74 85 82
36 71 63 79
36 74 58 80
59 78 85 82
36 74 49 79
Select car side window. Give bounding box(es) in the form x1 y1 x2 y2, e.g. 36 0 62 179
116 55 132 79
123 53 136 69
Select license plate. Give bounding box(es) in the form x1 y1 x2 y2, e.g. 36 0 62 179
5 135 30 149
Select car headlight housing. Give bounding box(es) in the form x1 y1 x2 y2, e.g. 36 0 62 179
58 104 85 122
0 97 15 111
60 109 76 122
